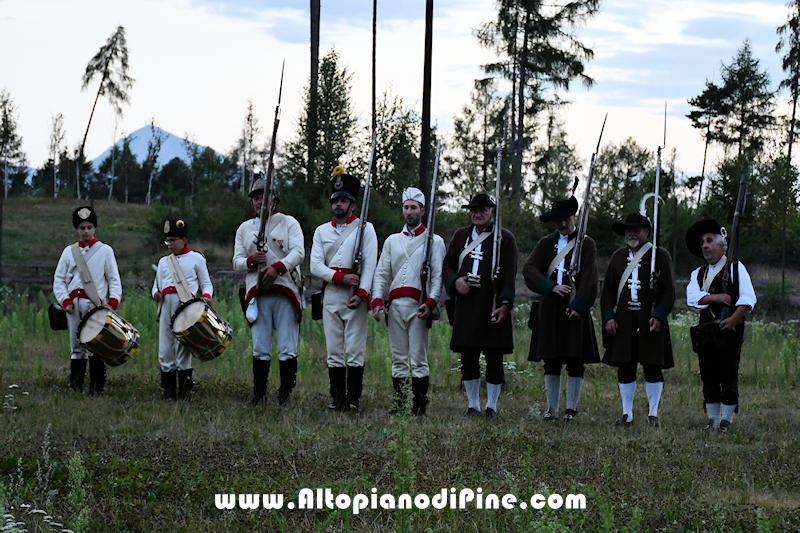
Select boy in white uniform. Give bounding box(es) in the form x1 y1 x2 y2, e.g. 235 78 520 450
152 218 213 400
54 206 122 395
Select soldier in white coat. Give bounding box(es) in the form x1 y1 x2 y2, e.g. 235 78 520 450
233 176 305 406
371 187 444 415
152 218 213 400
53 206 122 395
310 167 378 412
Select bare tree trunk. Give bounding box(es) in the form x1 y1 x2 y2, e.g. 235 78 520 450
309 0 321 188
419 0 434 194
782 72 799 319
513 10 530 201
372 0 378 137
78 80 107 201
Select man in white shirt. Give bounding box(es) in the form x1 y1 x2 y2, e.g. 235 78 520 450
233 176 305 406
310 167 378 413
685 219 757 433
371 187 445 415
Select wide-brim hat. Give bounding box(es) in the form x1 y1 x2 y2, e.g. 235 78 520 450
612 213 652 236
164 217 188 239
461 193 496 209
540 197 578 222
330 166 359 203
685 219 724 258
72 206 97 229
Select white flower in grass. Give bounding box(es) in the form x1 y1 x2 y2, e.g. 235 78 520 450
7 384 18 389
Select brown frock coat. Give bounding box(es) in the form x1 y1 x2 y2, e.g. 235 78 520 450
442 225 518 354
522 230 600 364
600 245 675 368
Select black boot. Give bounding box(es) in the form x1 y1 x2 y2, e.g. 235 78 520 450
250 358 271 406
160 370 177 401
177 369 194 401
412 376 430 416
327 366 347 412
277 358 298 406
69 359 88 393
88 356 107 396
346 365 365 413
390 376 408 415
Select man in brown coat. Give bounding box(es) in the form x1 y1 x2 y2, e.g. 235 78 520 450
523 197 599 422
600 213 675 428
442 193 518 418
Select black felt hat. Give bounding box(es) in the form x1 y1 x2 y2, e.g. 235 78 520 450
330 166 359 203
461 193 496 209
163 217 188 239
72 206 97 229
612 213 652 236
685 219 724 258
540 197 579 222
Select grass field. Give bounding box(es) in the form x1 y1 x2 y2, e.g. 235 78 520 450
1 285 799 532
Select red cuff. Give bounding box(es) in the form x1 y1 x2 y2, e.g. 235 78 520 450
246 255 255 269
62 298 73 309
356 289 370 302
371 298 384 310
272 262 287 275
202 293 212 300
332 271 345 285
108 298 119 310
424 298 436 310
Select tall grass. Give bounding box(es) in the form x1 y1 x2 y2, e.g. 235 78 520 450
1 287 799 531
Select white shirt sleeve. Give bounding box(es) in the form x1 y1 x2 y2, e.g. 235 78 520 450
735 262 757 310
686 266 708 309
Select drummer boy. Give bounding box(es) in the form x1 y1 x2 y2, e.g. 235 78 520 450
152 218 213 401
54 206 123 395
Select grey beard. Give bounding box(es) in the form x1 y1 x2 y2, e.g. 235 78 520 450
626 238 640 249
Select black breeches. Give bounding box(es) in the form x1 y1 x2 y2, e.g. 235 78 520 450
543 360 585 378
461 350 505 384
617 363 664 384
698 345 741 405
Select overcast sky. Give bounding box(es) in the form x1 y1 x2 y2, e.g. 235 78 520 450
0 0 791 178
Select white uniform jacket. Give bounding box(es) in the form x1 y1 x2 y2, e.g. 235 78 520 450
233 213 305 320
53 239 122 310
371 224 445 311
152 248 213 301
310 214 378 302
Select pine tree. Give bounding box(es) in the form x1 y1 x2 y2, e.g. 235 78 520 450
0 89 26 198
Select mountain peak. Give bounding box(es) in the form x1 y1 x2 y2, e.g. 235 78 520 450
90 126 215 168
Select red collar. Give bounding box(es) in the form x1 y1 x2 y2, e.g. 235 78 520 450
403 224 426 237
331 214 358 227
78 238 99 248
254 208 280 218
173 246 191 256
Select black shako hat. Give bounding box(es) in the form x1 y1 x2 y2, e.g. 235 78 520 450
330 166 359 203
685 219 724 258
461 193 496 209
540 197 579 222
612 213 652 236
163 217 188 239
72 206 98 229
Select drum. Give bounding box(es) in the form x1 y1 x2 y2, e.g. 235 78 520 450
77 307 140 366
170 298 232 362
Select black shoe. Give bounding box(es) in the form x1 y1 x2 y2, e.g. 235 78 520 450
465 407 481 417
703 419 717 430
647 415 661 428
347 403 362 415
485 407 497 419
543 408 558 422
718 420 731 433
614 414 633 427
563 409 577 422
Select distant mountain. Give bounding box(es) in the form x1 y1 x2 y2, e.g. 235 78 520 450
90 126 218 169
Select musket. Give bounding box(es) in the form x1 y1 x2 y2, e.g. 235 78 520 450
649 103 667 292
567 114 607 285
490 137 503 322
418 139 441 322
255 61 284 259
350 114 383 296
720 161 750 320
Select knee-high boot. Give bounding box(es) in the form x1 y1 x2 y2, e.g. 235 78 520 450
250 358 271 406
346 365 365 413
88 356 107 396
278 358 297 406
69 359 88 393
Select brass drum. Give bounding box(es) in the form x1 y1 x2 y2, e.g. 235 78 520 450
170 298 233 362
77 307 140 366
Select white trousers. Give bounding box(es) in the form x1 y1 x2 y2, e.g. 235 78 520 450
252 293 299 362
387 297 430 378
66 298 96 360
158 294 193 372
323 284 368 367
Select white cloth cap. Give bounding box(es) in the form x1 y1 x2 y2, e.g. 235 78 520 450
402 187 425 206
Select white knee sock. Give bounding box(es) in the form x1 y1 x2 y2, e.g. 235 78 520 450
706 402 721 428
645 381 663 417
566 376 583 411
464 379 481 410
721 403 736 424
619 382 636 420
486 383 501 411
544 374 561 413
